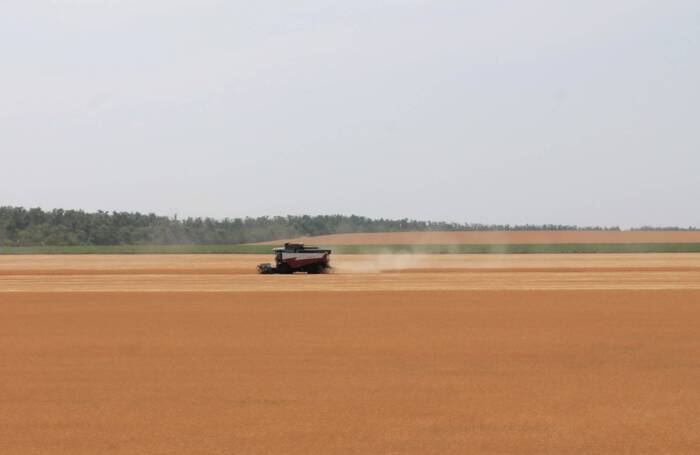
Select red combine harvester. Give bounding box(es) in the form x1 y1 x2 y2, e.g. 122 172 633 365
257 243 332 274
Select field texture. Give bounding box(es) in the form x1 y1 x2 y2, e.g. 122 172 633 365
2 254 700 454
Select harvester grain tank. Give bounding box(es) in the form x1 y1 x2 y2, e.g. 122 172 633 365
257 243 332 274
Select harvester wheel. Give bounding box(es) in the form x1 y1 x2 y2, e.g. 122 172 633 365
277 264 293 274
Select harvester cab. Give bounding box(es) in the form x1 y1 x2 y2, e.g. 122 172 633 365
257 243 332 274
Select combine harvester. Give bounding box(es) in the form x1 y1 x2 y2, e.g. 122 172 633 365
257 243 332 274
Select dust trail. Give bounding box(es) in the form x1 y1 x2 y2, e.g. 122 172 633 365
329 239 515 274
331 255 419 274
331 246 438 274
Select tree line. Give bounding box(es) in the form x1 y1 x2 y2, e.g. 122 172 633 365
0 206 638 247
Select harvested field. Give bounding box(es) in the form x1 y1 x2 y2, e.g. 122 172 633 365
262 230 700 245
2 254 700 454
1 254 700 292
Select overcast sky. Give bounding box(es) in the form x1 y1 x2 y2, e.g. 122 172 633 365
1 1 698 226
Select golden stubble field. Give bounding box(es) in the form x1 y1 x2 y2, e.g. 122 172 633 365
2 253 700 454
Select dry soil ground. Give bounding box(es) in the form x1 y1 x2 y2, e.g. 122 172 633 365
2 254 700 454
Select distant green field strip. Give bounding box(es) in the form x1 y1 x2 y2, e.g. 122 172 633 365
328 243 700 254
0 244 272 254
2 243 700 254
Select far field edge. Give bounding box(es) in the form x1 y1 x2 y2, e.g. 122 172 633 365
2 243 700 255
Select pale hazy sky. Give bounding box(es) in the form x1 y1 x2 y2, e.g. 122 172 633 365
2 1 698 226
